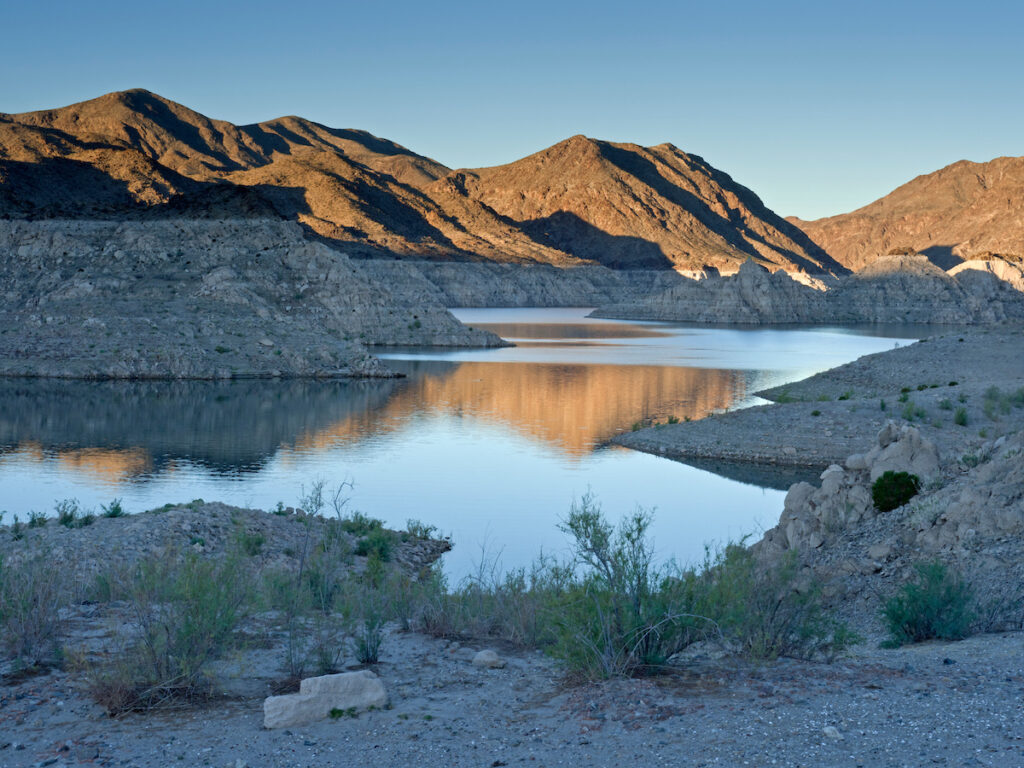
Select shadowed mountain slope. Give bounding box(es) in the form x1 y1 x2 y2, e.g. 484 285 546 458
2 90 841 274
789 156 1024 272
445 135 844 272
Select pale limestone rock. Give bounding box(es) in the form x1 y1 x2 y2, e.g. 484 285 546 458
864 423 940 482
263 670 388 729
472 650 506 669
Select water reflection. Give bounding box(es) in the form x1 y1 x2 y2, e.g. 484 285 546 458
0 378 401 479
0 359 751 480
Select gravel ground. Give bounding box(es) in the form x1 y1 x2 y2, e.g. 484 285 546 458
1 624 1022 768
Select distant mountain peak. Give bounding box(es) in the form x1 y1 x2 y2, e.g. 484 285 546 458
790 154 1024 271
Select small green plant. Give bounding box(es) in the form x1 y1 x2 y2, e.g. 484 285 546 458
238 530 265 556
882 561 974 646
916 384 928 391
898 391 909 403
55 499 79 528
872 471 921 512
10 514 24 541
811 409 821 417
837 390 853 401
214 345 231 354
666 415 679 424
340 511 385 537
405 519 438 540
0 551 70 668
330 706 358 719
355 529 393 561
101 499 126 518
954 407 968 426
938 398 952 411
880 399 887 411
901 401 926 422
948 381 958 387
961 454 980 468
28 510 47 528
900 387 911 394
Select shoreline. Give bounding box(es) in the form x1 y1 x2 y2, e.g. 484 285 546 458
616 327 1024 470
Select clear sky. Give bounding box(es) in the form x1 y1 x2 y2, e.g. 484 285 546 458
2 0 1021 219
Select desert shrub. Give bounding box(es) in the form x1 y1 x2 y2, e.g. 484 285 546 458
881 561 974 646
938 398 952 411
0 552 70 668
354 529 394 561
901 401 927 421
954 407 968 426
28 510 47 528
694 545 858 661
237 529 265 556
90 549 250 712
405 519 438 540
340 511 384 537
872 471 921 512
546 496 713 678
55 499 79 527
101 498 126 518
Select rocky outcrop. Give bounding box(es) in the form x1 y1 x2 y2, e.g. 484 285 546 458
758 423 940 555
823 254 1024 324
0 219 502 379
593 254 1024 325
358 260 685 308
0 501 452 584
754 422 1024 633
591 260 828 323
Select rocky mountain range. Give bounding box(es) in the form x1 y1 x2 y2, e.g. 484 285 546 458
789 155 1024 272
1 89 843 275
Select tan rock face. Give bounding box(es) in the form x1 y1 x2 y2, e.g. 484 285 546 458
1 89 842 276
788 155 1024 273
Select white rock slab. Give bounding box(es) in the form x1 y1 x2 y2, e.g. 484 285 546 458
263 670 388 729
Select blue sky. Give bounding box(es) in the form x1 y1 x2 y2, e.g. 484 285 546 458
2 0 1021 219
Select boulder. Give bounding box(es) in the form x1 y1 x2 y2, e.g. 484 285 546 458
472 650 506 669
263 670 388 729
864 422 940 481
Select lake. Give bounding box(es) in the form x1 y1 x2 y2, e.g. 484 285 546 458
0 309 922 579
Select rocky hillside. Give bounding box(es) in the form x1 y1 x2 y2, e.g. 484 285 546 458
593 255 1024 325
1 89 843 275
789 155 1024 272
436 136 843 273
0 219 501 379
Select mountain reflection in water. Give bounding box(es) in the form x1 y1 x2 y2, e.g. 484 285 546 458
0 360 748 481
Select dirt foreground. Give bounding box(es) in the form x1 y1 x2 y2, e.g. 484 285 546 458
2 621 1022 768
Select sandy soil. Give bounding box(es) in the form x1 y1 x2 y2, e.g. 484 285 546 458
2 617 1022 768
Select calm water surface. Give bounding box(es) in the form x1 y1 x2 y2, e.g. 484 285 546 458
0 310 923 578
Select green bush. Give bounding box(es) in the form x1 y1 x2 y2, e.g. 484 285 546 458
954 407 968 426
0 552 70 668
882 561 974 646
693 545 858 661
355 529 393 561
872 471 921 512
101 498 126 518
89 549 250 713
548 497 710 678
